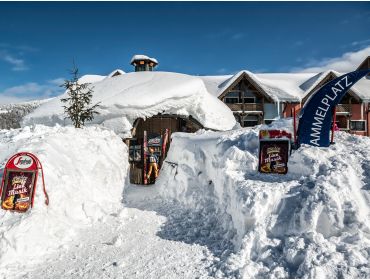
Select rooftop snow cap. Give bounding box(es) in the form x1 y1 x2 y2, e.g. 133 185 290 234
130 54 158 72
22 71 236 136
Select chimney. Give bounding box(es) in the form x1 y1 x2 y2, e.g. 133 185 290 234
130 54 158 72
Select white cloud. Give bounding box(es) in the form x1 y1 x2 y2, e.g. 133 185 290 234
0 51 28 71
0 78 65 105
295 46 370 73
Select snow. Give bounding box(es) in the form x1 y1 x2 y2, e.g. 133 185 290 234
351 77 370 102
130 54 158 65
0 125 128 277
78 74 106 84
2 114 370 278
200 70 370 103
156 119 370 278
107 69 125 78
256 72 315 101
200 71 316 102
23 71 237 135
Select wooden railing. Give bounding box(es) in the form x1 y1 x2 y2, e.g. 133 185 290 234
225 103 263 112
336 104 351 113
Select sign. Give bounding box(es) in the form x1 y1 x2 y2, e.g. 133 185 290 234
0 152 49 213
258 130 291 174
148 134 162 146
259 129 292 140
298 69 370 147
1 171 36 211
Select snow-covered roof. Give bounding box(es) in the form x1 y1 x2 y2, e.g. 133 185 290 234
130 54 158 65
200 71 315 102
79 74 106 84
199 69 370 102
351 77 370 102
107 69 125 78
23 71 236 135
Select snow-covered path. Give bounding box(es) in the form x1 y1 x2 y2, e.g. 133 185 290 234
19 184 230 279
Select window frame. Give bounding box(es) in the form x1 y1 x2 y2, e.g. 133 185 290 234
350 120 366 131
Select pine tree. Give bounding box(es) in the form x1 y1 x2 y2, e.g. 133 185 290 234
60 65 100 128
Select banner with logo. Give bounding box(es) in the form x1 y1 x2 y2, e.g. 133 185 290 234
298 69 370 147
0 152 49 212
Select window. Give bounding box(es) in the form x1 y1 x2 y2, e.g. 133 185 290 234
224 91 240 103
129 140 142 162
225 97 239 104
350 120 366 131
243 115 259 127
243 97 255 103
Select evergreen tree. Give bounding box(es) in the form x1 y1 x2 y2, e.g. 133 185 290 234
61 65 100 128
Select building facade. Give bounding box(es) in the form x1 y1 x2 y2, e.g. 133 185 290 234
200 56 370 137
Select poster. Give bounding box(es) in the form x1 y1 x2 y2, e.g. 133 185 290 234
1 170 36 212
258 140 290 174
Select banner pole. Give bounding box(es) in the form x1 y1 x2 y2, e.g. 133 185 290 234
331 106 337 144
293 106 297 146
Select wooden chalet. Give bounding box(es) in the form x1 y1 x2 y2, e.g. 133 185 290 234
127 114 203 184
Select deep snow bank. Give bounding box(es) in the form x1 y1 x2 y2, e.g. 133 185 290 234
157 119 370 278
0 125 127 277
23 71 236 136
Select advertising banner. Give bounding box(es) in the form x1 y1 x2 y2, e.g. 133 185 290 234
298 69 370 147
258 130 291 175
1 170 36 212
0 152 49 212
258 140 290 174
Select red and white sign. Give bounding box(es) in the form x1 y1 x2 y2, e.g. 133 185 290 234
0 152 49 213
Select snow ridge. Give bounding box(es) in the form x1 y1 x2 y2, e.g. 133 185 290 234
157 119 370 278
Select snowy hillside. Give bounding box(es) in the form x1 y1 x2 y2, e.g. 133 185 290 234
0 120 370 278
0 99 51 130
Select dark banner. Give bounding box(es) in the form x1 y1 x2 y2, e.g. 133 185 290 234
298 69 370 147
1 170 36 212
258 140 290 174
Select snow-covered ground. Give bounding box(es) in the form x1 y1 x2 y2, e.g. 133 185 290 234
1 119 370 278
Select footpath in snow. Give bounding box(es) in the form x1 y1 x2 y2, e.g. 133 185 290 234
22 185 223 278
0 120 370 278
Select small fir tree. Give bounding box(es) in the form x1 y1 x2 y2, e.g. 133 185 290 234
61 65 100 128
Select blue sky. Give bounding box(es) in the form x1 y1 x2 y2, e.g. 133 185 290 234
0 1 369 103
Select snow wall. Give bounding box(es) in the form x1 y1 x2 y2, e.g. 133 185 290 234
156 118 370 278
0 125 128 277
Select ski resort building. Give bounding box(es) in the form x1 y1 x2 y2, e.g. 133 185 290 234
23 55 236 184
199 56 370 136
22 54 370 184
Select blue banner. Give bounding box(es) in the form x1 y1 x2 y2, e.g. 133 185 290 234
298 69 370 147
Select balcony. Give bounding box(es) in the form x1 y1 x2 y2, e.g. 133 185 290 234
225 103 263 112
336 104 351 113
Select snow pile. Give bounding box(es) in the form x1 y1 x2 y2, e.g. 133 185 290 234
157 119 370 278
0 125 128 277
23 72 236 136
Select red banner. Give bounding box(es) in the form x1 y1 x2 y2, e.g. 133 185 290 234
0 152 48 213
